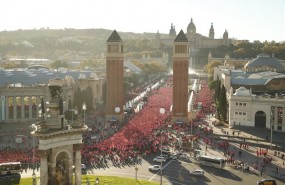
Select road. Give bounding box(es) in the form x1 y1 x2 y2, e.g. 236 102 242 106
86 152 284 185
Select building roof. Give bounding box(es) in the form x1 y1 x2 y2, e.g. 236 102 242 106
231 70 285 86
244 53 283 69
107 30 123 42
124 60 142 74
0 68 96 87
174 30 188 42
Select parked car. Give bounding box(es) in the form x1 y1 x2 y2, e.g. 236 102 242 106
190 169 204 176
257 178 277 185
160 154 170 160
153 156 167 162
148 165 161 171
170 154 178 160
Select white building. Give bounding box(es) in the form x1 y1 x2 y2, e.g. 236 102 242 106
229 86 285 132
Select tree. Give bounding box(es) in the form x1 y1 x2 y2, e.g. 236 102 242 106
219 85 228 122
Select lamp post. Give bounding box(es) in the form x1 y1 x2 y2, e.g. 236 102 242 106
30 124 37 185
270 107 274 149
82 102 87 125
135 165 138 180
241 163 244 185
159 107 166 185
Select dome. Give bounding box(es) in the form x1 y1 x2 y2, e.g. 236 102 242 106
233 86 251 96
245 54 283 72
187 18 196 34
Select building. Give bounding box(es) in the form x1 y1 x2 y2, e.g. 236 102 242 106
0 66 104 128
229 86 285 132
172 30 189 123
213 53 285 132
214 54 285 94
105 30 124 122
156 19 231 50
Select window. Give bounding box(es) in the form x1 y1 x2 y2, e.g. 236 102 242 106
243 103 246 106
236 103 238 106
239 103 242 106
277 126 282 131
239 112 242 115
243 112 246 115
235 112 238 115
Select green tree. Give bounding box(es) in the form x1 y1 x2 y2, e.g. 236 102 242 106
219 85 228 122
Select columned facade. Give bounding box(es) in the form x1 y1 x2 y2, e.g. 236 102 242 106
172 30 189 123
105 30 124 122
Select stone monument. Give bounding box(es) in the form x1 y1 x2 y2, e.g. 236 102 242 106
32 79 88 185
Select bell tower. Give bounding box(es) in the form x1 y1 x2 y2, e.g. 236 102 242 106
32 79 88 185
172 30 189 123
106 30 124 122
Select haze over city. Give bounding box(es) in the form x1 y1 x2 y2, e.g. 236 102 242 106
1 0 284 42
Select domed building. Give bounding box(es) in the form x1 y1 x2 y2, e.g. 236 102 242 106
213 54 285 132
156 18 232 50
244 53 284 73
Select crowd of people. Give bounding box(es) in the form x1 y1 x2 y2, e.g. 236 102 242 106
81 81 174 168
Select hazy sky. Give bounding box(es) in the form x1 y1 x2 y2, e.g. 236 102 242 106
1 0 284 42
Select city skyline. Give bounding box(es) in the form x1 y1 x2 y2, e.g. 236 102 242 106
0 0 284 42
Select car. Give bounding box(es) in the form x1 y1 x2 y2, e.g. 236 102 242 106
170 154 178 160
148 165 161 171
160 154 170 159
190 169 204 176
153 156 167 162
257 179 277 185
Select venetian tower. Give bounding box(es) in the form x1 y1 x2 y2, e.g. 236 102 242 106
105 30 124 122
172 30 189 123
32 78 88 185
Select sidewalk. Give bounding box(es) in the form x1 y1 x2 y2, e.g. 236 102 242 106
200 115 285 180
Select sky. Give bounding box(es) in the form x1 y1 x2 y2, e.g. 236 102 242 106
0 0 284 42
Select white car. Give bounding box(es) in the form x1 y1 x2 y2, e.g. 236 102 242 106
190 169 204 176
153 156 167 162
148 165 161 171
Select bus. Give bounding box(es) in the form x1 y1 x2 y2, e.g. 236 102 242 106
0 162 22 175
197 155 225 169
0 162 22 185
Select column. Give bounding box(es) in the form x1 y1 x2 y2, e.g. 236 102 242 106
21 96 25 119
5 96 9 120
29 96 32 119
36 96 40 118
74 144 82 185
281 107 285 132
274 107 278 131
13 96 16 120
40 150 49 185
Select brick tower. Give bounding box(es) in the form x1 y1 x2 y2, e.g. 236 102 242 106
105 30 124 122
172 30 189 123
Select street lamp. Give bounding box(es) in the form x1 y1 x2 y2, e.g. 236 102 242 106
115 107 120 114
135 165 138 180
159 107 166 185
270 106 274 149
30 124 37 185
82 102 87 125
